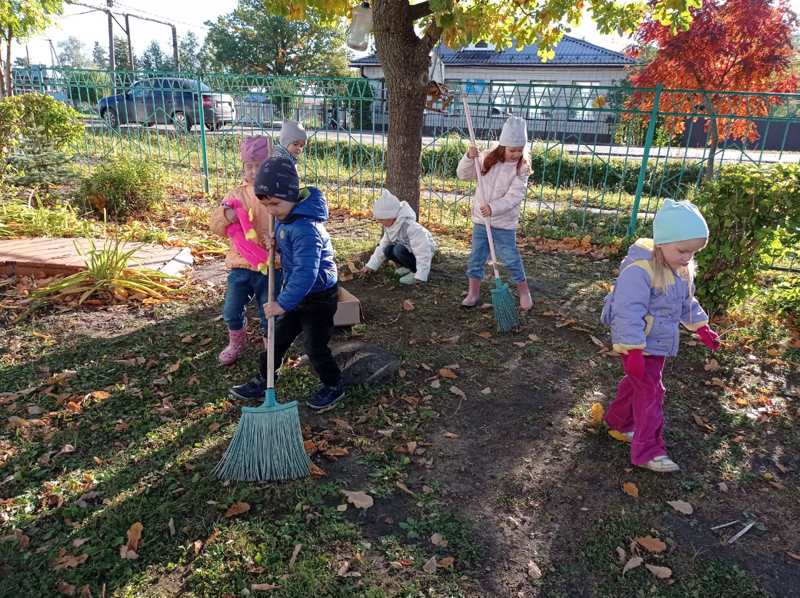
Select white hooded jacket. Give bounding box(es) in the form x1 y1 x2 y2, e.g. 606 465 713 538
365 201 437 281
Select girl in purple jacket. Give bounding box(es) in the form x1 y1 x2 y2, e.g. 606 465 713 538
601 199 720 473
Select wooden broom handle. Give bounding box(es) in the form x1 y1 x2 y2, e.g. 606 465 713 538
266 213 276 390
462 96 501 280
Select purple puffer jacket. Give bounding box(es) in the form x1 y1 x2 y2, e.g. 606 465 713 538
601 239 708 357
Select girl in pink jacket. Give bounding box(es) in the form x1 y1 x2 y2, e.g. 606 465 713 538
456 115 533 311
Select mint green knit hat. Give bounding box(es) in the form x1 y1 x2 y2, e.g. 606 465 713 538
653 199 709 245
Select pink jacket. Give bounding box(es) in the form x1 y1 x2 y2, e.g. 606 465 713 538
209 183 271 271
456 151 530 230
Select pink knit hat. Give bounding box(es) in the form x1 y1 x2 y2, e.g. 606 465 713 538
240 136 271 164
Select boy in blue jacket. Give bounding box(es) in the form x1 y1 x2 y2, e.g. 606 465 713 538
230 156 344 411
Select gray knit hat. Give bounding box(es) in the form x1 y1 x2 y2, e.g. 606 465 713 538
279 120 307 147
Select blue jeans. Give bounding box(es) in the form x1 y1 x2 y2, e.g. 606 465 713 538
466 224 526 283
222 268 282 333
383 243 416 272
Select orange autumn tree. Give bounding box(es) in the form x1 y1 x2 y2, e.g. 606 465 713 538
626 0 797 179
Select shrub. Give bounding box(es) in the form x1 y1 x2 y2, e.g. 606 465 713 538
0 93 84 187
79 156 166 220
693 163 800 315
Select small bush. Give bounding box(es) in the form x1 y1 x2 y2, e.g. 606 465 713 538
79 156 166 220
693 163 800 315
0 93 84 187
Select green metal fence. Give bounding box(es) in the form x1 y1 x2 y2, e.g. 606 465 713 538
11 66 800 267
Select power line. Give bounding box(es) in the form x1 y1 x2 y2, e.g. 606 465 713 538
111 1 210 31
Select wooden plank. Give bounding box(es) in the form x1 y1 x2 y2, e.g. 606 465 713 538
0 237 194 278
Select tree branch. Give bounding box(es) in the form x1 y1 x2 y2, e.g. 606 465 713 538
409 1 433 21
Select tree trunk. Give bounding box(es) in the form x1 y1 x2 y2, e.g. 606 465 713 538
0 41 5 99
703 96 718 181
372 0 437 216
4 29 12 98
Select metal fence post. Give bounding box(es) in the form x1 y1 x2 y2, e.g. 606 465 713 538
196 76 210 194
627 84 663 237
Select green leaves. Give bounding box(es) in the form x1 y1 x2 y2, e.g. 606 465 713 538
694 163 800 314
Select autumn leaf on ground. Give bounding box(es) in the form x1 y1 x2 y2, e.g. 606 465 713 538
304 440 318 455
636 536 667 553
527 560 543 579
704 359 720 372
449 386 466 399
309 463 327 478
622 482 639 497
430 533 448 547
342 490 373 509
57 581 77 595
54 549 88 570
251 583 280 591
443 431 459 439
478 331 493 339
589 402 605 425
423 556 437 573
90 390 111 401
438 368 457 379
119 522 143 560
438 556 455 569
622 556 643 575
225 502 251 518
666 500 694 515
402 299 415 311
323 447 349 460
645 564 672 579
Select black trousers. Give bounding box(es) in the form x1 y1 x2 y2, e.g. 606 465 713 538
383 243 417 272
260 284 341 386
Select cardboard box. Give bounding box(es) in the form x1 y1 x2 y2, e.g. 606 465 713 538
334 286 362 327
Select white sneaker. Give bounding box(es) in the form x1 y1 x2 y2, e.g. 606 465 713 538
395 267 411 276
639 455 680 473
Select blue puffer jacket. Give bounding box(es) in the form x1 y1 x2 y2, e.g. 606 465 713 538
601 238 708 357
274 187 337 311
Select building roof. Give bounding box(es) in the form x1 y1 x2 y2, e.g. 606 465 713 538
350 36 634 68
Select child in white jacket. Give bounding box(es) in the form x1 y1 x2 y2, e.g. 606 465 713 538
456 115 533 310
360 189 436 285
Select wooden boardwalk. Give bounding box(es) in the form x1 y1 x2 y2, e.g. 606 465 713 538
0 237 193 278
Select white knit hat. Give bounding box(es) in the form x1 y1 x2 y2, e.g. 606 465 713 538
279 120 307 147
499 115 528 147
373 188 401 219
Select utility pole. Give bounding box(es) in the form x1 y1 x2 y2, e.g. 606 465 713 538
125 14 134 69
107 0 115 79
171 25 179 71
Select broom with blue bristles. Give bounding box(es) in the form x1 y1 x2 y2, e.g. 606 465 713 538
214 214 310 481
462 96 519 333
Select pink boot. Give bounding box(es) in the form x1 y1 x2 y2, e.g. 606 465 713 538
461 277 482 308
517 281 533 311
218 326 247 365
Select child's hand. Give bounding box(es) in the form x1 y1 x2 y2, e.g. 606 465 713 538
224 207 238 224
264 302 285 318
357 266 372 278
467 145 478 159
696 325 721 352
479 205 492 218
622 349 645 379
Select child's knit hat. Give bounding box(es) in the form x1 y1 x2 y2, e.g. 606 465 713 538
499 115 527 148
279 120 307 147
373 188 401 219
653 199 709 245
240 136 271 164
254 156 300 203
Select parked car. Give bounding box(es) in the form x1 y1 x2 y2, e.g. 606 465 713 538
98 77 236 132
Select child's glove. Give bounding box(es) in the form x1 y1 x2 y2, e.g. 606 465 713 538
622 349 645 379
696 325 720 352
398 272 416 285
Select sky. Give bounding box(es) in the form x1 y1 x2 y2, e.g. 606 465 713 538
13 0 800 68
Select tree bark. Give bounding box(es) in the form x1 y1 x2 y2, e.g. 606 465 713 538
4 29 12 98
372 0 438 216
703 95 718 181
